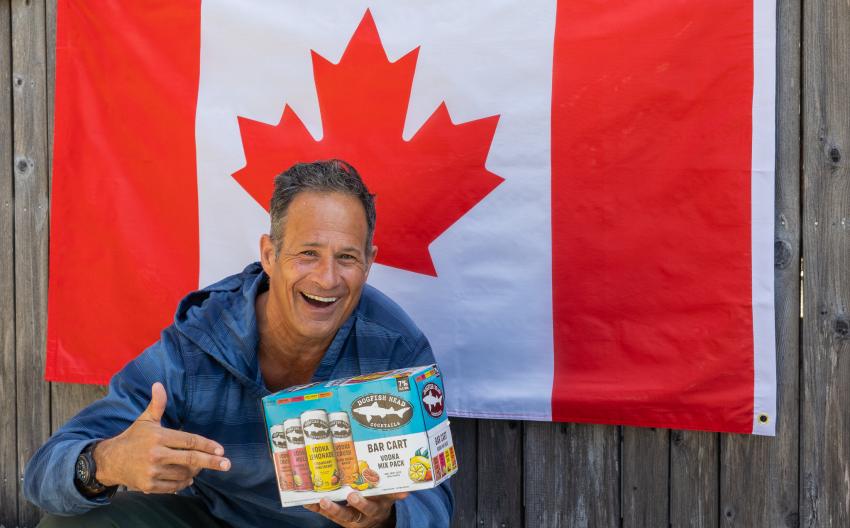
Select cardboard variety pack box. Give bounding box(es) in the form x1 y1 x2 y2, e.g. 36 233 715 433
262 364 458 507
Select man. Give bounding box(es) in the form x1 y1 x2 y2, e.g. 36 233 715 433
25 160 453 527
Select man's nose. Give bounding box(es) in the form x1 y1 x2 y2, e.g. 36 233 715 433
311 255 340 290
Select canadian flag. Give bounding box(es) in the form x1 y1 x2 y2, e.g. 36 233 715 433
47 1 776 434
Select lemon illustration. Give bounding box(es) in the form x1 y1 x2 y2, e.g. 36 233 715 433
408 454 431 482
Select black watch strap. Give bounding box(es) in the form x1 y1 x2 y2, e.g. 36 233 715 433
74 442 117 498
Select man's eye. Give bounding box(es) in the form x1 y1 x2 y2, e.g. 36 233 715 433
301 250 318 257
339 254 356 261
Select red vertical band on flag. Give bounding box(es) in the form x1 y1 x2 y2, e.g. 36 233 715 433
550 2 755 432
46 1 201 383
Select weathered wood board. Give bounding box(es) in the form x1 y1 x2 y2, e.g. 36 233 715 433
478 420 523 528
670 431 719 527
449 418 477 528
524 422 620 528
12 0 52 525
622 427 669 527
1 1 18 525
801 0 850 527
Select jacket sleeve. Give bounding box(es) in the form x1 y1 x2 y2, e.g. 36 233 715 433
394 480 454 528
23 328 189 515
392 333 455 527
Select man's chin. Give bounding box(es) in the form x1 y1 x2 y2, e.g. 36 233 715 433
295 318 343 340
297 304 341 321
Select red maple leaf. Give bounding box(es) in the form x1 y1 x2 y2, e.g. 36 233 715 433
232 10 502 276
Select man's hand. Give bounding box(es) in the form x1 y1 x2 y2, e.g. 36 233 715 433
93 382 231 494
304 491 408 527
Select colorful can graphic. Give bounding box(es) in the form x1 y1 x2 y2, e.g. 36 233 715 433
301 409 341 492
270 425 294 491
445 446 457 473
282 418 313 491
432 455 444 480
328 411 360 486
437 452 447 478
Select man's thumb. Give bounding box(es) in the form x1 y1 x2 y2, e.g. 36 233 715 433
140 382 167 422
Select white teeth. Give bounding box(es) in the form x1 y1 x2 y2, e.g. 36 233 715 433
303 292 338 303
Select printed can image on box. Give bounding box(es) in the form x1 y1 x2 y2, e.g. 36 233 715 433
262 364 457 507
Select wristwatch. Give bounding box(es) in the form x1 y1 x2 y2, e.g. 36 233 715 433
74 442 117 498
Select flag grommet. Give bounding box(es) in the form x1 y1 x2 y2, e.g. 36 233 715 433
757 413 770 424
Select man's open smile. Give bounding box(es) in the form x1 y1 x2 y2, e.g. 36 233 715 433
300 291 341 308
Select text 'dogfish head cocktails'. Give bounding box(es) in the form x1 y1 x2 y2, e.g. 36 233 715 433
262 365 458 507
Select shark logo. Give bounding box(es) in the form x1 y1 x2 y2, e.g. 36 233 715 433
302 419 330 441
329 420 352 439
284 426 304 445
351 394 413 429
271 430 288 449
354 402 410 422
422 382 444 418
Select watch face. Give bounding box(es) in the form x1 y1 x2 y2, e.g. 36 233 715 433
76 456 90 484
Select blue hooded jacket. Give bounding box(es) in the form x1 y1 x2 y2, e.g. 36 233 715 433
24 263 453 527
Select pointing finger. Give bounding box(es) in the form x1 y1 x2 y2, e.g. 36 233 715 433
160 428 225 456
159 447 231 472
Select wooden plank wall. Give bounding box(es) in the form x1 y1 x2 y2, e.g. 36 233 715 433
10 0 51 525
2 0 848 527
801 1 850 527
1 0 18 525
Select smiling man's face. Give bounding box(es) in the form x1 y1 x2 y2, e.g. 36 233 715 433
260 191 376 350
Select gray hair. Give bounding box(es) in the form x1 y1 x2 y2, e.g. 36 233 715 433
269 160 376 255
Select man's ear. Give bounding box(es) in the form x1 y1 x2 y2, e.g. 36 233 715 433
260 234 276 275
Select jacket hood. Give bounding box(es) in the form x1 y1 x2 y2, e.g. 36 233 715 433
172 262 268 391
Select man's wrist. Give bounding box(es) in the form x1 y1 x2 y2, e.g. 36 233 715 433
74 441 118 498
91 438 119 487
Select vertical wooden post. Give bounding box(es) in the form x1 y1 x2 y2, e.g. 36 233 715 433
622 427 669 527
720 0 802 526
11 0 51 524
450 417 478 528
801 0 850 526
1 1 19 524
670 431 719 527
478 420 523 527
524 422 619 528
